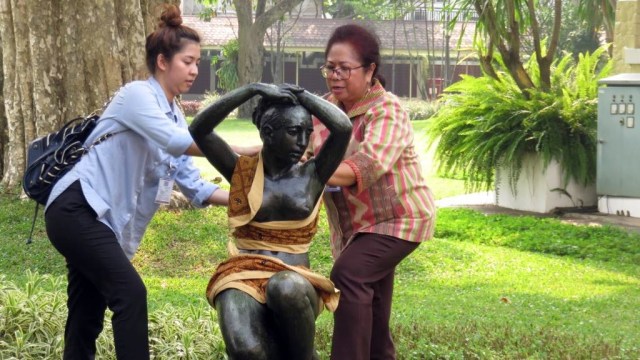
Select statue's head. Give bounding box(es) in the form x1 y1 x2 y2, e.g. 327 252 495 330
252 98 312 165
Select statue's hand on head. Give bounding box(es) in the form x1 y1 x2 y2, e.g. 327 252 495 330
252 83 299 105
278 83 304 94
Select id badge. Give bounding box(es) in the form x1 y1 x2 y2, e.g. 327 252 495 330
155 177 174 204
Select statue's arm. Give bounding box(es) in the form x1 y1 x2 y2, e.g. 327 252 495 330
189 84 267 181
296 90 352 184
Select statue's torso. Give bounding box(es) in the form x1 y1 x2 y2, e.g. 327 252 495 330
253 163 323 223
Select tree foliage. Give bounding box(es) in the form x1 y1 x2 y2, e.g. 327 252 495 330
447 0 615 95
211 39 239 91
577 0 616 53
532 0 605 59
324 0 418 19
198 0 305 117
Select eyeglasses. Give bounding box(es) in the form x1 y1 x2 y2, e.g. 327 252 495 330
320 65 365 79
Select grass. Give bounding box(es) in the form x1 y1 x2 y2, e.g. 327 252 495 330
2 193 640 358
192 118 467 200
2 118 639 358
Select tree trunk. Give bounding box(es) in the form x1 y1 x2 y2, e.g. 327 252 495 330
233 0 304 118
141 0 181 37
0 25 5 183
474 0 535 93
235 1 265 118
0 0 172 189
0 0 31 188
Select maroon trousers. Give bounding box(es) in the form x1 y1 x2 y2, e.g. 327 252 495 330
330 233 419 360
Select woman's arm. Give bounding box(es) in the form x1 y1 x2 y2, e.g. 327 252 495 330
335 96 413 194
172 154 228 207
206 188 229 206
182 143 261 157
326 163 356 186
231 144 262 156
294 88 352 184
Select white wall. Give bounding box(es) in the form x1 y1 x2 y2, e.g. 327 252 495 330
598 196 640 217
496 154 597 213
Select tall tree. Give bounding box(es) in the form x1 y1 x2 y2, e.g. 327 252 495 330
577 0 615 56
325 0 405 19
449 0 615 95
266 4 303 84
200 0 305 117
452 0 561 92
537 0 601 59
0 0 177 188
232 0 304 117
0 27 5 180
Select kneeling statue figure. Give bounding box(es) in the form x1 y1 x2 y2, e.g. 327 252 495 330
189 83 352 359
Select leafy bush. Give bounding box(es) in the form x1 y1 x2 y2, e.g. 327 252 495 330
211 39 239 92
200 91 238 118
399 98 441 120
179 100 202 117
0 272 66 359
428 46 612 191
0 272 227 359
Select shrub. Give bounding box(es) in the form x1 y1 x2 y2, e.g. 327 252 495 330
200 91 238 118
427 45 612 191
0 272 227 359
179 100 202 117
211 39 239 92
399 98 441 120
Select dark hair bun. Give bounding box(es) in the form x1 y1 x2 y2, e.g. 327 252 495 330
159 4 182 28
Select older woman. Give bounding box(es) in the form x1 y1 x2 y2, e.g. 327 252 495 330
307 24 437 360
189 83 351 359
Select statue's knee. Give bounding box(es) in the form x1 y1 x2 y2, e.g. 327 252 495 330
227 345 268 360
266 271 310 306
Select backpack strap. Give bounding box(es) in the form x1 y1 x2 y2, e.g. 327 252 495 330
26 203 39 244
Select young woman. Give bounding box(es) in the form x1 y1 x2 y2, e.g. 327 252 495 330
44 5 227 359
309 24 437 359
189 82 352 359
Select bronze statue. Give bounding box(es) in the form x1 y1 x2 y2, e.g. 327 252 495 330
189 83 352 359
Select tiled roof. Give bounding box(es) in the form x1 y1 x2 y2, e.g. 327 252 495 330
183 15 475 54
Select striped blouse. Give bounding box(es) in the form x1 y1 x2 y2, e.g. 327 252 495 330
310 80 436 258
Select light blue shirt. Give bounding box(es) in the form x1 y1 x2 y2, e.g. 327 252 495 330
46 77 219 259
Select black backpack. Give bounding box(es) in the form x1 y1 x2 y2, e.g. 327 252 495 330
23 114 101 205
22 114 116 243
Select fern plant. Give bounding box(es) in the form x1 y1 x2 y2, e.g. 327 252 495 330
211 39 239 92
428 46 612 192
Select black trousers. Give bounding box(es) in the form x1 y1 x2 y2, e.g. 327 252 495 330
45 181 149 360
330 233 419 360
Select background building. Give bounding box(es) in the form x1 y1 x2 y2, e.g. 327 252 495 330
181 0 479 99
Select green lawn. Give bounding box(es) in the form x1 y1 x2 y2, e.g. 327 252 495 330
2 199 639 359
2 119 638 359
193 118 467 200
